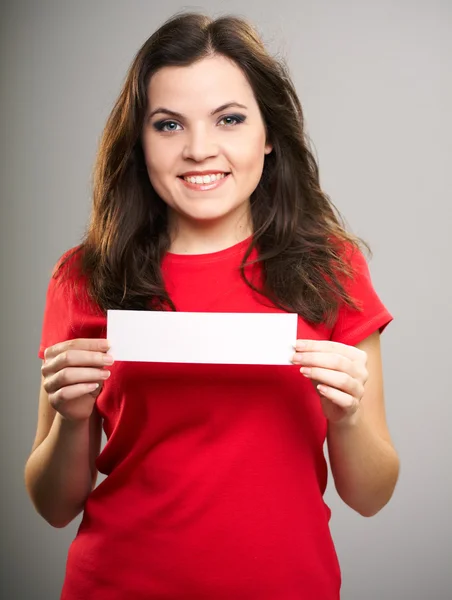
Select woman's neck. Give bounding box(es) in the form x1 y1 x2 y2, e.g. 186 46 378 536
168 207 252 255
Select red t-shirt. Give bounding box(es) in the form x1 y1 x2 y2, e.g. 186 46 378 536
38 237 392 600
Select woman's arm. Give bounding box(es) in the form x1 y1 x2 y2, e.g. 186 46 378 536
24 373 103 528
326 332 399 516
293 331 400 516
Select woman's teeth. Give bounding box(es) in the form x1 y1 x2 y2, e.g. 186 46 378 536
183 173 226 184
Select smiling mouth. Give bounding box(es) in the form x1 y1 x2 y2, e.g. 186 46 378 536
178 173 231 192
180 173 229 184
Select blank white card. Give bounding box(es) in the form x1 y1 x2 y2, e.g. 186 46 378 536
107 310 298 365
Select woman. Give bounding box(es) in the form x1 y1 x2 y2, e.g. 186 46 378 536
25 11 399 600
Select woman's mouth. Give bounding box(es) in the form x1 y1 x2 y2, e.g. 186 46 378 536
178 172 230 192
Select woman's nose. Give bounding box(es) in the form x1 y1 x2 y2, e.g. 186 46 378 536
182 127 219 162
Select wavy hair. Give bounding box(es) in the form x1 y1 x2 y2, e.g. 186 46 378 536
62 11 369 327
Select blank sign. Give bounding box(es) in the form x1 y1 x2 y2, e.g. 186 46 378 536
107 310 298 365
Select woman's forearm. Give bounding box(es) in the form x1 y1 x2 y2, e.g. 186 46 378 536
327 411 400 517
24 414 93 528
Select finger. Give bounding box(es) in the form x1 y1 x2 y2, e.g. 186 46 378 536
44 338 111 361
316 384 358 410
294 339 365 361
42 348 114 377
49 382 101 405
300 366 364 398
292 351 355 376
44 367 111 394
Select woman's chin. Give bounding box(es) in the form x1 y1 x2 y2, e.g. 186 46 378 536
173 205 244 225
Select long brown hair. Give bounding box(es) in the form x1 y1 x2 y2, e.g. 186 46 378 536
62 11 369 327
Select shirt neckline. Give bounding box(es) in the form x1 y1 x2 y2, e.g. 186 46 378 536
164 236 254 265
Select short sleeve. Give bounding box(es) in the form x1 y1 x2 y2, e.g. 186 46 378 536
38 261 77 359
330 246 393 346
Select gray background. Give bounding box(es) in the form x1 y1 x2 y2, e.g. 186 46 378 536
1 0 451 598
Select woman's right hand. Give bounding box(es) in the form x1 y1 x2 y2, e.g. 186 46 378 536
41 338 114 423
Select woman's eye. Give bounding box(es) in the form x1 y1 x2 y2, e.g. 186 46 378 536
154 120 182 132
218 114 246 127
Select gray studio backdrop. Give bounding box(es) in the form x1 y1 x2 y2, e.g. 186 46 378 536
1 1 451 598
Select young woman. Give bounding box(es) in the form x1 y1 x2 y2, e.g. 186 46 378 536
25 12 400 600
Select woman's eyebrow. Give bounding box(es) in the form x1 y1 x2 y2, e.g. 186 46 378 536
212 102 248 115
148 102 248 120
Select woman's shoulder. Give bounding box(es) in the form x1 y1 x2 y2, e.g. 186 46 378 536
330 237 371 285
51 245 86 284
51 244 92 292
48 245 96 311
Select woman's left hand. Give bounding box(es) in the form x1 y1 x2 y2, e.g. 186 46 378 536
292 339 369 425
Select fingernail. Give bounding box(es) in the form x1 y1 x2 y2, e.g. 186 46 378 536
101 370 111 379
296 341 306 350
103 355 114 365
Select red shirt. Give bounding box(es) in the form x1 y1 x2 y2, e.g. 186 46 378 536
39 238 392 599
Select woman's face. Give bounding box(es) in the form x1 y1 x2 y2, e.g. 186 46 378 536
142 54 272 231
